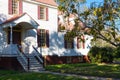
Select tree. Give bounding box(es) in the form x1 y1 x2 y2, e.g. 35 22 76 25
83 0 120 47
57 0 120 47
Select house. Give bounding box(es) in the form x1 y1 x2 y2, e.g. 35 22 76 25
0 0 92 71
58 11 93 63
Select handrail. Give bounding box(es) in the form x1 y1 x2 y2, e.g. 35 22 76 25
32 46 43 64
17 45 28 59
16 45 27 64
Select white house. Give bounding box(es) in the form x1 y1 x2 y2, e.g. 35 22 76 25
0 0 92 71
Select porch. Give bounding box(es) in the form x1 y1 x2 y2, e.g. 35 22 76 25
0 13 44 71
0 13 39 55
0 44 19 57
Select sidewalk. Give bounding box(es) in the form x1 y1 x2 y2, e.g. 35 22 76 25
39 71 120 80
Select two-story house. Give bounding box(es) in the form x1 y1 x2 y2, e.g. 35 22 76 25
0 0 92 71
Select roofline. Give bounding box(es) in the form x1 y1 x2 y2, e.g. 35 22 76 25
23 0 58 9
1 13 26 25
0 13 39 29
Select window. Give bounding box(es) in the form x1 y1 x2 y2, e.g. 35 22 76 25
40 7 44 19
12 0 19 14
38 6 48 20
8 0 23 14
37 29 49 47
64 34 74 49
77 36 85 49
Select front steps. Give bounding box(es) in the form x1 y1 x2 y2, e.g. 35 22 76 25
17 54 44 72
28 54 44 72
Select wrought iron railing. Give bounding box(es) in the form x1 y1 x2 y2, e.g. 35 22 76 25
16 44 28 71
32 46 43 64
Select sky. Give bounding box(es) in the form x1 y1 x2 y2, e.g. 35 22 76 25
86 0 104 8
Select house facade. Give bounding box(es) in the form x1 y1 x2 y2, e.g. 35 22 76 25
0 0 92 71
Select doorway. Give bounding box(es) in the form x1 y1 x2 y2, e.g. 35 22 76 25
8 27 21 45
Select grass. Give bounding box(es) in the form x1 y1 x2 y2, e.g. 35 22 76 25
45 63 120 79
0 63 120 80
0 70 89 80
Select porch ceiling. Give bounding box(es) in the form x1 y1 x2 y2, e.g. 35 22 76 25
1 13 39 29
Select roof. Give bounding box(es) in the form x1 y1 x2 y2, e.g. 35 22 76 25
34 0 58 7
2 13 25 24
1 13 39 29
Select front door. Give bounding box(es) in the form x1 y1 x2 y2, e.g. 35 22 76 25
8 27 21 45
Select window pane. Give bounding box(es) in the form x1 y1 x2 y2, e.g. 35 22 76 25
12 0 19 14
40 7 45 19
37 29 46 47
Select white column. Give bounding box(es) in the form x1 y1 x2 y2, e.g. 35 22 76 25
10 24 13 44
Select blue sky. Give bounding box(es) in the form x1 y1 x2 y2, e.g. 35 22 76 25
86 0 103 7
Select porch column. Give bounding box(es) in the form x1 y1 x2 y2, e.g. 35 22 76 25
10 24 13 44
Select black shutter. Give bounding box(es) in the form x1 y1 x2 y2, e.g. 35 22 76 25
46 30 49 47
37 29 40 47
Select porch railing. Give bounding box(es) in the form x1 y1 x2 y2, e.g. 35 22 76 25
32 46 43 64
16 45 28 71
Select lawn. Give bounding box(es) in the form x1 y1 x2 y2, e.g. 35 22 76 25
45 63 120 79
0 63 120 80
0 70 89 80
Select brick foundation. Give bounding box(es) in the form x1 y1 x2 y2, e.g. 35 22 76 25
0 57 23 70
43 55 85 65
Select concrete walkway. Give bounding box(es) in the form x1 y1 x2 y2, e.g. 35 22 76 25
39 71 120 80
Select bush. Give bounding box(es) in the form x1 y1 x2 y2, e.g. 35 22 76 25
88 46 114 63
113 46 120 58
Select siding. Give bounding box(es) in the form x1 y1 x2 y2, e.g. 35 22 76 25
0 0 9 15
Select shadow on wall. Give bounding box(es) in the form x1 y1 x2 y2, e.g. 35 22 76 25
0 28 7 53
48 31 82 56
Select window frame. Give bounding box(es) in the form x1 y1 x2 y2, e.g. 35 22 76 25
37 29 49 48
8 0 23 15
64 34 74 49
77 36 85 49
12 0 19 14
38 6 48 21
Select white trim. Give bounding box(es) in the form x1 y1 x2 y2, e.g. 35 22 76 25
2 13 39 29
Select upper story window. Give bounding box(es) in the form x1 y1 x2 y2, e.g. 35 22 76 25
12 0 19 14
38 6 48 21
40 7 45 19
8 0 23 15
37 29 49 47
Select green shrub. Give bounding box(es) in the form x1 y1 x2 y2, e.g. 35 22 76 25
88 46 114 63
113 46 120 58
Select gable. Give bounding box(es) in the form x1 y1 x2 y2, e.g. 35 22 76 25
1 13 39 29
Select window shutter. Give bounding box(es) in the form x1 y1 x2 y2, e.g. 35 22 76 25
72 39 74 48
64 39 67 48
38 6 40 19
77 37 80 49
46 30 49 47
46 7 48 21
82 36 85 49
19 0 23 14
8 0 12 14
37 29 40 47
